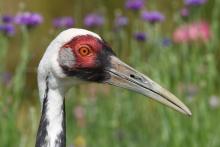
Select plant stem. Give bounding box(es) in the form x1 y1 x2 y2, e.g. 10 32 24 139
12 26 30 98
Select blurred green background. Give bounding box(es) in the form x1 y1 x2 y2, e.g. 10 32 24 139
0 0 220 147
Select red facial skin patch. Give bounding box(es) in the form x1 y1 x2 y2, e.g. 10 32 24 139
62 35 102 69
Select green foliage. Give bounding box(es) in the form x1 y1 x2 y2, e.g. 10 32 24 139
0 0 220 147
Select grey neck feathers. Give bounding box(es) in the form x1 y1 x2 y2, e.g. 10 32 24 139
36 75 66 147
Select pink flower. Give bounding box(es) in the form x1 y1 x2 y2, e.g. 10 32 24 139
209 95 220 109
173 21 211 43
73 105 86 127
74 105 85 120
173 25 189 43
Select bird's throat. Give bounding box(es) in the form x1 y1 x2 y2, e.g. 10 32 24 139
36 76 66 147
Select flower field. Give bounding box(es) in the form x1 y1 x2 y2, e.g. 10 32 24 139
0 0 220 147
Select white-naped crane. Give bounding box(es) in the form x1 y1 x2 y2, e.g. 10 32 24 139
36 28 191 147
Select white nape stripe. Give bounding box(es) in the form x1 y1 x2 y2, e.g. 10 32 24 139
45 87 64 147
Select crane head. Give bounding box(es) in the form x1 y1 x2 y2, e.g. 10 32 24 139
38 28 191 116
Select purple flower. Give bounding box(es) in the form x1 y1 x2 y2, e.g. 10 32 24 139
134 32 147 41
162 38 172 47
1 15 14 23
0 24 15 36
15 12 43 27
141 11 165 24
53 17 74 29
180 8 189 17
1 72 12 86
125 0 145 11
84 13 104 28
114 14 128 28
184 0 207 6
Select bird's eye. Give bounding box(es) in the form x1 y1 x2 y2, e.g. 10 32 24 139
78 46 92 56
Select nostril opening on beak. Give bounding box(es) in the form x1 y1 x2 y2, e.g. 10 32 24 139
130 74 135 78
130 74 143 82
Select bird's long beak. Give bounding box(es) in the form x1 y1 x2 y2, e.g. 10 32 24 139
105 56 192 116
